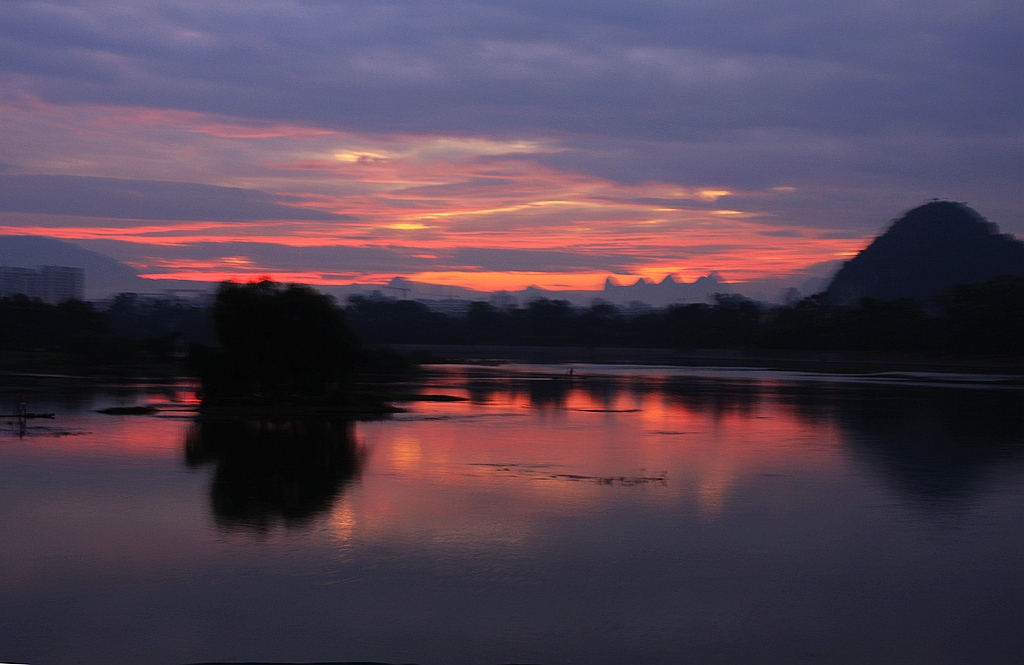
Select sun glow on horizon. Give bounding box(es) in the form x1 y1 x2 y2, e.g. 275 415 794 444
0 97 874 291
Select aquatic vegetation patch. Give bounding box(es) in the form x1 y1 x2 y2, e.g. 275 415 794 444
471 462 667 487
97 405 157 415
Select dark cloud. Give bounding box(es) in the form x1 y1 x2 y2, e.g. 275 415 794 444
75 240 421 273
2 1 1019 138
0 174 347 222
0 1 1020 238
79 237 651 274
76 240 646 275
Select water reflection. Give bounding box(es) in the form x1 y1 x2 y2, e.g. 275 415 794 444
184 418 364 533
831 386 1024 506
661 376 765 416
432 366 1024 509
1 368 1021 665
701 379 1022 507
0 374 193 415
464 369 778 415
181 368 1022 528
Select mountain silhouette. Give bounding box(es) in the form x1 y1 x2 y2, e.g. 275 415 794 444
0 235 148 299
598 272 734 306
826 201 1024 306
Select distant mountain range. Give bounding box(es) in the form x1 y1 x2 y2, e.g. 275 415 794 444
826 201 1024 306
0 234 836 305
8 201 1021 309
596 273 734 306
322 266 839 308
326 273 740 308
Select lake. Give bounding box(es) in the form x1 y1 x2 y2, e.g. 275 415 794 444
1 365 1022 665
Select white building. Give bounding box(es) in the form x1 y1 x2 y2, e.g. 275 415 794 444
0 266 85 303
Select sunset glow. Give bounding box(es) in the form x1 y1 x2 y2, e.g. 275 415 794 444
0 1 1017 296
0 94 880 291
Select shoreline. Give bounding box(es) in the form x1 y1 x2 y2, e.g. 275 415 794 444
1 345 1022 385
393 344 1024 376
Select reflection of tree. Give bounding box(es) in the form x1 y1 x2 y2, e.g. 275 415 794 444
459 371 579 408
185 418 364 533
828 387 1024 507
660 377 1023 506
662 377 763 417
524 376 571 408
459 369 1023 507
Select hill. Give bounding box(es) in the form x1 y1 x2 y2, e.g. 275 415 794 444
826 201 1024 306
0 235 149 299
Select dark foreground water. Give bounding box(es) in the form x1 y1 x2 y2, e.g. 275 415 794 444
0 365 1022 665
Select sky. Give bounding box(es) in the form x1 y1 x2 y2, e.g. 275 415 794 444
0 0 1021 291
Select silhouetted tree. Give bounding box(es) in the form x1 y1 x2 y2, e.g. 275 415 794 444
105 292 214 344
577 303 624 346
193 281 360 400
938 276 1024 355
0 295 108 349
829 298 937 353
0 295 147 370
345 295 452 344
522 299 575 345
333 279 1024 358
464 301 505 344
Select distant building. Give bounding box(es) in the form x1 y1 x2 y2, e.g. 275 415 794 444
419 298 472 315
488 291 518 309
0 265 85 303
95 288 214 309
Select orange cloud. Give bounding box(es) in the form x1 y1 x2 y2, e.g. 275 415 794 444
403 271 612 291
0 97 871 290
138 270 369 285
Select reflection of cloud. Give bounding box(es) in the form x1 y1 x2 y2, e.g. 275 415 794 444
693 435 745 517
348 373 846 535
330 502 357 545
344 367 1016 541
390 433 423 472
696 475 729 515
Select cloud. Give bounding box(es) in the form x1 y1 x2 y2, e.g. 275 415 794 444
0 174 348 221
448 247 639 272
0 1 1020 289
72 240 641 275
3 1 1019 138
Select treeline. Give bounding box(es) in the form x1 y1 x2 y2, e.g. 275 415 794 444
105 293 215 345
1 275 1021 375
346 276 1024 356
0 293 214 373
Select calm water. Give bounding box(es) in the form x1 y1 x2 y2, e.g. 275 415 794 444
1 365 1022 665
